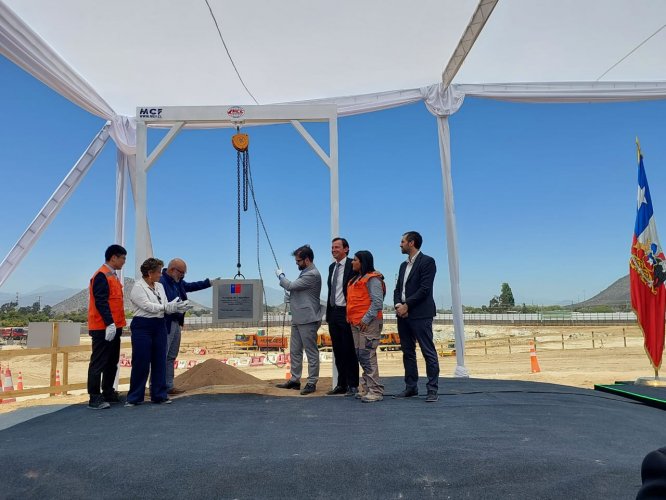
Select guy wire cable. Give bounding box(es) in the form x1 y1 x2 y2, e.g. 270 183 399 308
232 126 284 364
244 145 290 364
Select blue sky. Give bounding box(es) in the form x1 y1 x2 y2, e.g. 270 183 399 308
2 55 666 307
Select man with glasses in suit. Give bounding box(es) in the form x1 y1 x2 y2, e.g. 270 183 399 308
160 258 212 395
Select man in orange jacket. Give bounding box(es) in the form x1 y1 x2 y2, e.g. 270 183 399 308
87 244 127 409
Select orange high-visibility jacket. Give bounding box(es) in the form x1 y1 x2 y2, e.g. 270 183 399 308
88 265 126 330
346 272 384 325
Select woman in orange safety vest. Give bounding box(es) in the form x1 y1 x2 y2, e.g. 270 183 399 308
346 250 385 403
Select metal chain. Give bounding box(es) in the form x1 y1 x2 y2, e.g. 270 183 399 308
242 150 249 211
232 136 286 345
235 150 243 278
235 149 250 279
245 152 284 339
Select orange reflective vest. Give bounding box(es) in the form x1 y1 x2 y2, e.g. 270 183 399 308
88 265 126 330
346 272 385 324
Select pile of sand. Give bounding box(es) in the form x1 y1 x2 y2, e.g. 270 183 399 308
170 359 335 397
173 359 264 391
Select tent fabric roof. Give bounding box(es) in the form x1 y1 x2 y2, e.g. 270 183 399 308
2 0 666 118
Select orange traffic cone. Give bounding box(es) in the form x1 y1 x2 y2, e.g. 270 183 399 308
2 366 16 403
16 371 24 391
55 369 62 395
529 341 541 373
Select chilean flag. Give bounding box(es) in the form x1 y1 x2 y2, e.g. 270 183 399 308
230 284 242 294
630 143 666 371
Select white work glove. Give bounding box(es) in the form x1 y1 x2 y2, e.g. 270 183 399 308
164 297 181 314
105 323 116 341
176 300 192 313
275 268 285 279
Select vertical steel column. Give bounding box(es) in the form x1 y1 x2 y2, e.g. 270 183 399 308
329 113 339 238
134 121 148 278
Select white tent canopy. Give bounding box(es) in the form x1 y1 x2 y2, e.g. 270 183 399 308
2 0 666 377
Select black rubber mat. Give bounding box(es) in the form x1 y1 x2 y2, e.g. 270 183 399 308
0 377 663 499
595 382 666 410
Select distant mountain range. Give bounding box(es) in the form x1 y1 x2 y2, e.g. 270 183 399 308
50 278 211 314
0 285 80 308
572 274 630 308
2 276 632 312
47 279 287 314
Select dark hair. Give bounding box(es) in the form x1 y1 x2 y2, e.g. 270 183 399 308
140 257 164 277
292 245 314 262
354 250 375 276
105 244 127 262
332 237 349 254
403 231 423 249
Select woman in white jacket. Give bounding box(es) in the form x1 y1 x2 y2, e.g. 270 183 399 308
126 258 189 406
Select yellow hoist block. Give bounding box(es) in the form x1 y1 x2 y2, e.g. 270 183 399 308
232 133 249 152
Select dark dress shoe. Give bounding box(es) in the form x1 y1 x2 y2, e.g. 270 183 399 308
167 388 185 395
425 391 439 402
152 398 172 404
326 385 348 396
103 391 122 404
392 388 419 399
276 380 301 390
345 387 359 397
300 383 317 395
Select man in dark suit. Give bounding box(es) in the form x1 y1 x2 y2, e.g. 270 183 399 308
393 231 440 402
325 237 359 396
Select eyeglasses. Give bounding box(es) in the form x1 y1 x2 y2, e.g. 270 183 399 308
173 268 186 274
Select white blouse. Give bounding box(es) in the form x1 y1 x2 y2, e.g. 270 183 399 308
130 279 167 318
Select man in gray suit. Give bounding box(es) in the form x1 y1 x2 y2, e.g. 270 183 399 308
275 245 322 395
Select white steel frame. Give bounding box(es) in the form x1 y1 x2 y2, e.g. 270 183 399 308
0 123 112 288
134 104 339 276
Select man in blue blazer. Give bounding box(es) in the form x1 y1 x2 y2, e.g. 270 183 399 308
393 231 440 402
160 258 212 394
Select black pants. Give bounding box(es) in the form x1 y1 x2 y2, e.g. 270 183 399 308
328 306 359 388
87 328 122 396
397 317 440 392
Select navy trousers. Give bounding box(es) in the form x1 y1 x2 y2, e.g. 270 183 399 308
127 316 168 403
397 317 440 392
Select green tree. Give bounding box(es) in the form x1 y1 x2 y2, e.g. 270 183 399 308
499 283 515 308
1 301 17 314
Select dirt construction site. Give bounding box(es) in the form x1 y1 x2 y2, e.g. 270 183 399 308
0 323 654 413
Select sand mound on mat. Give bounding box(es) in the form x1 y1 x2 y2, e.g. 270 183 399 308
173 359 263 391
